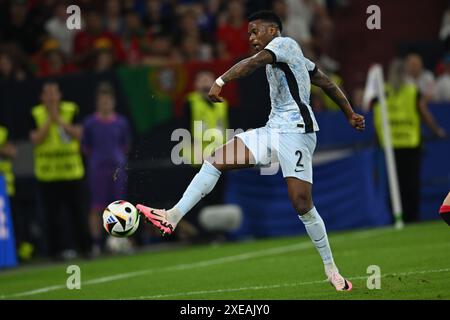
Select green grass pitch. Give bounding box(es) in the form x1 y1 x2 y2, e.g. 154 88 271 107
0 220 449 300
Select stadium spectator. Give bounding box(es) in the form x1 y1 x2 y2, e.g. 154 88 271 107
439 3 450 51
141 32 180 66
44 2 76 57
192 0 218 36
0 49 28 82
122 10 148 65
179 35 213 62
434 53 450 102
216 0 250 60
405 53 436 101
0 0 45 55
141 0 174 36
73 10 126 69
29 82 92 260
272 0 310 52
93 38 117 73
36 39 77 78
175 8 212 52
274 0 332 58
103 0 125 36
373 59 446 223
82 82 132 255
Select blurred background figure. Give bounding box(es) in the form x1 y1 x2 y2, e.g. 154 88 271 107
35 39 77 78
141 0 174 37
73 9 125 70
434 53 450 102
82 82 131 255
93 37 117 72
102 0 125 36
0 123 34 261
121 9 148 66
216 0 250 60
0 47 29 82
180 70 229 241
405 53 436 101
373 59 447 224
140 32 179 66
0 124 16 214
44 1 76 57
0 0 45 56
174 8 213 62
29 82 92 260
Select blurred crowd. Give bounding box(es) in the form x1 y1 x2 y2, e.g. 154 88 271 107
0 0 339 81
2 0 450 110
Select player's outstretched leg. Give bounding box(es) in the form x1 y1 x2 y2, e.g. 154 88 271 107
137 137 254 236
286 177 352 291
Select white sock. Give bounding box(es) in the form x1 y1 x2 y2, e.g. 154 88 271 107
168 160 221 224
298 207 337 275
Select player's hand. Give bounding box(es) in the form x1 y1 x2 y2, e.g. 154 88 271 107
208 83 225 103
348 112 365 131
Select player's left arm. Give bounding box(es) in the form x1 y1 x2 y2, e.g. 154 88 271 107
311 69 365 131
208 50 273 102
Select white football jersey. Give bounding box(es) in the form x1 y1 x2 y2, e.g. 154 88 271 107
264 36 319 133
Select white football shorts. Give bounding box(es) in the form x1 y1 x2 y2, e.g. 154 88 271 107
235 127 317 183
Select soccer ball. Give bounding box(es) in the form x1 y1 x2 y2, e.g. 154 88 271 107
103 200 140 237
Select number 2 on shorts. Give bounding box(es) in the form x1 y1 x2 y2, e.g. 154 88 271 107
295 150 304 172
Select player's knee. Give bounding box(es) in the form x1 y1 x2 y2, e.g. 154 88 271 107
290 192 313 215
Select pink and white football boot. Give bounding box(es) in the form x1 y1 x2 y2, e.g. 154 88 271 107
136 204 176 236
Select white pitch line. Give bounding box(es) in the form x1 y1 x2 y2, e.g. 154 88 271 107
0 242 313 299
128 268 450 300
0 226 398 299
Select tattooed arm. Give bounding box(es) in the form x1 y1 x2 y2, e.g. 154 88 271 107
311 69 366 131
208 50 273 102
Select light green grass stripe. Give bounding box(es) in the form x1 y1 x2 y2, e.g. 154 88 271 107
127 268 450 300
0 224 406 299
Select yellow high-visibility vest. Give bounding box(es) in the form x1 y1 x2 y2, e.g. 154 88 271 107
0 126 15 196
187 92 229 164
32 102 84 181
374 84 421 148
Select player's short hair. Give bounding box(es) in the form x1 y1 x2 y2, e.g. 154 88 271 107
248 10 283 32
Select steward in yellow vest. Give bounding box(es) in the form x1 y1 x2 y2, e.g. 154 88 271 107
372 59 446 224
374 84 421 148
183 71 229 166
29 82 91 258
187 91 229 164
30 99 84 182
0 125 16 196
